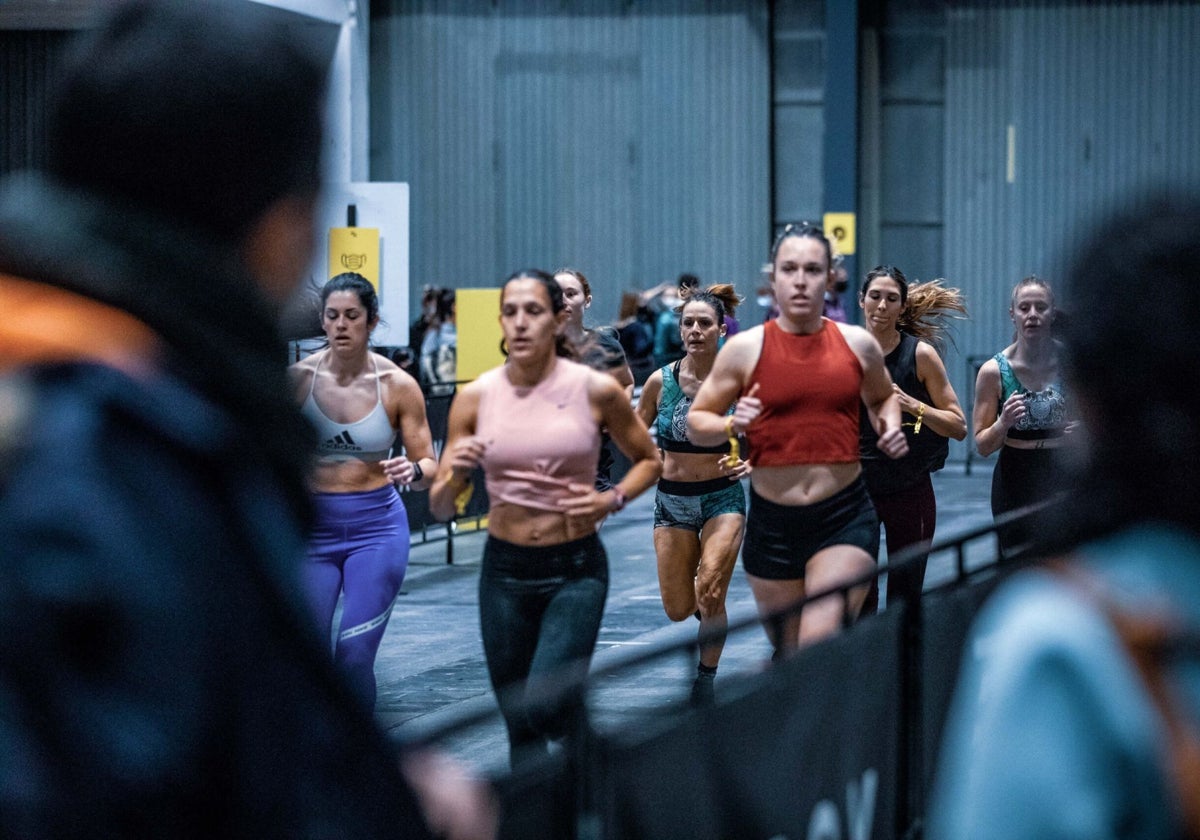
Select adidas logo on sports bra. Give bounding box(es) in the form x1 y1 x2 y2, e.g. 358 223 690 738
322 431 362 452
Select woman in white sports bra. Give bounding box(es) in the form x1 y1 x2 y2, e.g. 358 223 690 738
290 272 437 709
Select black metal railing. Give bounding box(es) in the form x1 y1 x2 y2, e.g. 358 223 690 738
394 502 1049 839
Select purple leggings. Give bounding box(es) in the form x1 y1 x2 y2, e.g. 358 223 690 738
303 484 410 708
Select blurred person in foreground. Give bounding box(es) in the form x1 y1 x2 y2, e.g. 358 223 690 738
0 1 493 837
928 200 1200 840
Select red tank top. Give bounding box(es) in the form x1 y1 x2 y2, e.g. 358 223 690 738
746 318 863 466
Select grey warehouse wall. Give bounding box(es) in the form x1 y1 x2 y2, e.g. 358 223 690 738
370 0 771 327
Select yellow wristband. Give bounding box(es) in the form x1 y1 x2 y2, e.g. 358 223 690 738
454 481 473 516
723 416 740 467
913 402 925 434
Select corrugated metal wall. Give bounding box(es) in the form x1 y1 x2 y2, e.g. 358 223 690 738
370 0 770 325
944 0 1200 392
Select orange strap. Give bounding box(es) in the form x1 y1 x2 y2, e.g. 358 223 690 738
0 273 160 375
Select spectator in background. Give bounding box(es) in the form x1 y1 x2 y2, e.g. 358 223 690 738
929 201 1200 840
615 290 656 385
654 273 701 368
410 285 442 364
420 287 457 396
823 253 850 323
0 2 493 837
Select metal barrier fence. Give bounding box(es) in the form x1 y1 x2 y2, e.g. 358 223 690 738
396 503 1043 840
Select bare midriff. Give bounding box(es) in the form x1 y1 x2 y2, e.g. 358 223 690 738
486 502 596 546
311 458 391 494
750 462 861 507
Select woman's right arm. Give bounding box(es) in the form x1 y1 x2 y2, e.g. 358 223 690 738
634 370 663 431
687 331 758 446
972 360 1012 457
428 384 483 522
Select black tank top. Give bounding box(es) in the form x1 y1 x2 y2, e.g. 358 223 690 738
859 333 949 496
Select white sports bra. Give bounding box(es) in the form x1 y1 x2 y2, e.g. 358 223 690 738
300 353 397 462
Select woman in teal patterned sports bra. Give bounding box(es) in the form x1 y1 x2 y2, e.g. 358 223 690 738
972 276 1075 557
636 284 751 705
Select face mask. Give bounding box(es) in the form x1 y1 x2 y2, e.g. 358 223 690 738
756 294 774 308
833 279 849 294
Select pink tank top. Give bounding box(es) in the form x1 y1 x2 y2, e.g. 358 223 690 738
476 358 601 512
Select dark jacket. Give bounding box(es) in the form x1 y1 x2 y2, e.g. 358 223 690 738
0 174 434 838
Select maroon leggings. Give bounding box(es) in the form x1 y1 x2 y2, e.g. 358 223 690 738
868 474 937 609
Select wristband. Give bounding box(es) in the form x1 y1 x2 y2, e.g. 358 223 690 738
610 486 627 513
410 460 424 483
913 402 925 434
723 416 740 468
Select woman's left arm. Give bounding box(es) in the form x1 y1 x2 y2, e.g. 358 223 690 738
600 376 663 503
907 342 967 441
383 369 438 490
559 374 662 524
843 325 908 460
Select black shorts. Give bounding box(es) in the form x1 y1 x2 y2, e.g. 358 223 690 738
741 478 880 581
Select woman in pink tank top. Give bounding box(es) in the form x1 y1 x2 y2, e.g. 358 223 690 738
429 269 661 768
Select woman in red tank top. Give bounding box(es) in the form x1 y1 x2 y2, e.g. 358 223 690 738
688 224 909 658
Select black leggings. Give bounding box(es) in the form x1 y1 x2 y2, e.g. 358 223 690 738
479 533 608 767
992 446 1061 557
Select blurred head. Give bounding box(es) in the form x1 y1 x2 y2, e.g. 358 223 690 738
420 286 441 319
46 0 328 302
1060 199 1200 532
618 291 641 321
500 268 570 360
829 254 849 294
435 288 456 322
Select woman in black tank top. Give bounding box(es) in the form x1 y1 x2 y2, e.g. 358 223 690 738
858 266 968 612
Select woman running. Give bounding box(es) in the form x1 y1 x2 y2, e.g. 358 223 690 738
687 224 908 657
636 284 750 705
290 272 437 709
859 266 967 609
972 275 1072 557
429 269 661 767
554 267 635 492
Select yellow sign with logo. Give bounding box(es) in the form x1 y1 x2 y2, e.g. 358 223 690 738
823 212 856 255
456 288 504 382
328 227 381 288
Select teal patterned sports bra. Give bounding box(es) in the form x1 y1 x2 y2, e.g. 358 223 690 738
994 352 1068 438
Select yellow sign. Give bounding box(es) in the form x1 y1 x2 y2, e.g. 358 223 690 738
456 288 504 382
328 227 381 288
823 212 856 255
